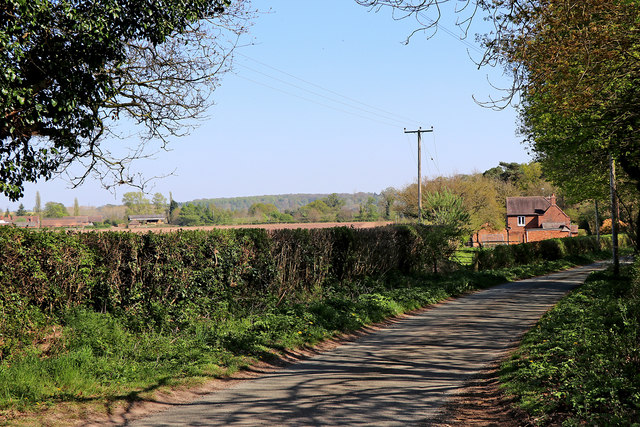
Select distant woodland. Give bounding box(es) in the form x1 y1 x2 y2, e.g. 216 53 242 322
3 161 619 238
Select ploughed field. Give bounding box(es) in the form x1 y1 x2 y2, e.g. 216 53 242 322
121 221 394 233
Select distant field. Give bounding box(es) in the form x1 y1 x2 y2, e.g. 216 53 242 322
117 221 395 233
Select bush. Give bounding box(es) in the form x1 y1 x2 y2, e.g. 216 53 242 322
500 261 640 424
538 239 566 261
473 235 611 270
0 224 455 354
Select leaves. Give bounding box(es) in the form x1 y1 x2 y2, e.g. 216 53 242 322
0 0 251 200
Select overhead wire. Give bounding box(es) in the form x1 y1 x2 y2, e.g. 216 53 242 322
235 62 411 127
417 12 484 55
230 13 484 132
431 130 441 175
234 52 421 127
233 73 401 128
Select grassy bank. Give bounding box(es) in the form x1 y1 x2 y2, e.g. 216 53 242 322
0 255 601 422
500 259 640 425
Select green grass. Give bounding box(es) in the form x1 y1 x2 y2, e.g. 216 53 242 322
500 260 640 426
0 252 609 421
454 246 477 265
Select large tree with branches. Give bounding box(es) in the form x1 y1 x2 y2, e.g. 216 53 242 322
1 0 251 200
358 0 640 251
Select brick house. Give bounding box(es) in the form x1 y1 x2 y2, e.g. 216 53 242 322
506 194 578 243
472 194 578 246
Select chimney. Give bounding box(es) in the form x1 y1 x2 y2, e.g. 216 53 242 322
550 193 557 205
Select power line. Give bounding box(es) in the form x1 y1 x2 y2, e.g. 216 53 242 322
235 62 410 127
233 73 401 128
417 13 484 55
235 52 421 125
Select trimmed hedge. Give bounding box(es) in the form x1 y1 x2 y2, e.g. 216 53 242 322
473 235 624 270
0 225 438 354
0 225 616 358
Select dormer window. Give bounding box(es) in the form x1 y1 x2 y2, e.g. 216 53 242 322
517 216 526 226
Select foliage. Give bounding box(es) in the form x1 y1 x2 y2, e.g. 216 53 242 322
500 262 640 425
378 187 397 220
122 192 152 216
473 235 619 271
43 202 67 218
396 168 545 233
15 203 26 216
355 196 380 221
0 227 599 417
599 218 627 236
0 0 251 200
33 192 41 216
484 0 640 195
176 202 233 226
151 193 167 215
191 193 379 216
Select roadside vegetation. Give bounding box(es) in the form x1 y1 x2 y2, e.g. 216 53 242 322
0 225 617 423
500 258 640 425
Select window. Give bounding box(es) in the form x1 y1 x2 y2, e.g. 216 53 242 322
517 216 526 226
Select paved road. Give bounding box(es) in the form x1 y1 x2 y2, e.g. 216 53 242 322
131 263 603 426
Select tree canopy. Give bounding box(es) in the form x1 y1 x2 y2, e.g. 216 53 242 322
44 201 67 218
488 0 640 192
1 0 250 200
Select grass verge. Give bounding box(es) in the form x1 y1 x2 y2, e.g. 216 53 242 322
0 253 608 423
500 258 640 425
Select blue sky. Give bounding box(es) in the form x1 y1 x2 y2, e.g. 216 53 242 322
2 1 531 210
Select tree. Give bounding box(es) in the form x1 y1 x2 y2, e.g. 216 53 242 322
15 203 26 216
44 202 67 218
421 190 470 272
446 174 505 232
485 0 640 253
0 0 251 200
122 191 151 215
396 174 504 233
379 187 397 220
323 193 345 210
483 162 524 184
168 198 179 224
358 0 640 191
248 203 279 217
152 193 168 214
356 196 380 221
73 198 79 216
485 0 640 190
34 191 41 216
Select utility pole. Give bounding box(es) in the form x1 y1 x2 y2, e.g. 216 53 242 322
404 127 433 223
609 155 619 276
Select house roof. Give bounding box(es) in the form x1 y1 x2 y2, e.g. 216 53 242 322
506 196 551 216
41 216 90 227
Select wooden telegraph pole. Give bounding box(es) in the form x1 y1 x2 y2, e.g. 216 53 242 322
404 127 433 223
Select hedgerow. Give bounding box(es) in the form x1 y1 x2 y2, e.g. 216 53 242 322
473 235 624 270
0 224 614 419
0 225 441 356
